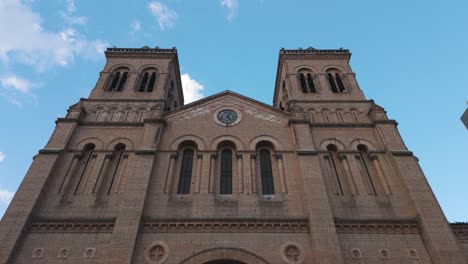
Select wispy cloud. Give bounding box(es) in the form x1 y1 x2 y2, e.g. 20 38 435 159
130 20 141 36
0 0 107 106
0 152 5 162
65 0 76 13
0 0 106 71
148 2 178 30
60 0 87 26
1 75 36 94
181 74 205 103
0 187 14 204
221 0 239 21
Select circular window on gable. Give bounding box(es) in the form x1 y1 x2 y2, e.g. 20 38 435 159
214 108 242 127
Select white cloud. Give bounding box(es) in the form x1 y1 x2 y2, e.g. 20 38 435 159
221 0 238 21
0 187 14 204
181 74 205 104
148 2 178 30
65 0 76 13
60 12 87 26
1 75 36 93
130 20 141 35
0 152 5 162
0 0 107 71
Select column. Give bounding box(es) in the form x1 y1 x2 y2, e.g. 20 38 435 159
368 154 391 195
236 154 243 194
275 154 287 194
250 154 257 194
338 154 358 195
209 154 217 194
195 154 203 193
163 153 177 194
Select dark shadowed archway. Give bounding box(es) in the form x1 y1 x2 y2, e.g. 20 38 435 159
179 247 270 264
204 260 246 264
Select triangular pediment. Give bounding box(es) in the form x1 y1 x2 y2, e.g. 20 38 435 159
165 90 288 124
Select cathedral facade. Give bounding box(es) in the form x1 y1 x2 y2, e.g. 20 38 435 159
0 47 466 264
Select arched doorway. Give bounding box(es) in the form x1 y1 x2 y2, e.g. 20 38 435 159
204 260 246 264
179 247 269 264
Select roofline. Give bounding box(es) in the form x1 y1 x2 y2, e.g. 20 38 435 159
272 48 352 105
164 90 289 118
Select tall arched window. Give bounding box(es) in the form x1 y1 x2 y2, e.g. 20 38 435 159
299 73 308 93
259 149 275 195
327 73 339 93
138 69 157 92
324 144 345 195
220 149 233 194
107 68 129 92
298 71 317 93
177 149 194 194
104 143 126 195
74 143 95 194
63 143 95 200
327 71 346 93
306 73 317 93
355 145 378 195
335 73 346 92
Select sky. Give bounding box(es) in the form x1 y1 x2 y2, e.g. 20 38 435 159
0 0 467 221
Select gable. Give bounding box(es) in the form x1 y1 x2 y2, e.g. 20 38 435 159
165 91 288 125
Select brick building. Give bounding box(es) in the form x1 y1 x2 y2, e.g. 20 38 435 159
0 47 466 264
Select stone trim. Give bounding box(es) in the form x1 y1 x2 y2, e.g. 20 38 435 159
451 224 468 240
296 150 320 155
80 121 145 127
82 98 165 103
390 150 414 156
38 148 63 154
30 221 115 233
309 123 375 128
335 220 420 234
56 118 79 124
135 149 158 155
142 219 308 233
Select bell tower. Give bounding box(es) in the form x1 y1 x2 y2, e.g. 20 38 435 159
273 48 365 111
89 46 184 111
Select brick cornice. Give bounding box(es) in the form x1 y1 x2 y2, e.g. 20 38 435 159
30 220 115 233
334 220 420 234
142 219 308 233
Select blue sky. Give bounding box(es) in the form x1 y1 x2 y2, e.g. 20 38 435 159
0 0 467 221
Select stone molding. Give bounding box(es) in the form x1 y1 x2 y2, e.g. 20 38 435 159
80 121 145 127
142 219 308 233
335 220 420 234
30 221 115 233
38 148 63 154
451 224 468 240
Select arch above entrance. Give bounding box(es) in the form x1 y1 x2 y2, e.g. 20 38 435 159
179 247 270 264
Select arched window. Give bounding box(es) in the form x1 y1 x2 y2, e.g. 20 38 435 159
220 149 233 194
355 145 377 195
106 68 129 92
138 69 157 92
306 73 317 93
259 149 275 195
63 143 96 198
177 149 194 194
298 71 317 93
324 145 344 195
335 73 346 92
101 143 126 197
327 70 346 93
299 73 308 93
74 143 95 194
327 73 339 93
